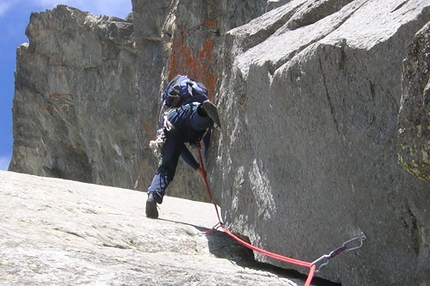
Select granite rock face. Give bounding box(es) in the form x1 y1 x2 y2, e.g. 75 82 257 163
0 170 308 286
211 0 430 285
10 0 430 285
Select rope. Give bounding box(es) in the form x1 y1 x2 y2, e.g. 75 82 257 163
197 147 223 224
196 146 317 286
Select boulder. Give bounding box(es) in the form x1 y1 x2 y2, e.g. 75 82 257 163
212 0 430 284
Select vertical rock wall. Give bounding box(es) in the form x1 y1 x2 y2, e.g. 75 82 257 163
212 0 430 284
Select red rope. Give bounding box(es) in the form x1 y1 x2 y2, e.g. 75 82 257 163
197 146 316 286
197 146 223 224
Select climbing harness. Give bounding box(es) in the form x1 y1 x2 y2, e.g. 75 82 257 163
195 142 367 286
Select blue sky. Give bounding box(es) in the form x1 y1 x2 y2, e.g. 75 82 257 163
0 0 132 170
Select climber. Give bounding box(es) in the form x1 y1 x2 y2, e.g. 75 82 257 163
145 77 221 219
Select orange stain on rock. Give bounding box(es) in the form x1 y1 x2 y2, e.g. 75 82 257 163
168 20 219 102
201 19 218 30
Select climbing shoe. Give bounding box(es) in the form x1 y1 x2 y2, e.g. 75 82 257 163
146 192 159 219
201 100 221 129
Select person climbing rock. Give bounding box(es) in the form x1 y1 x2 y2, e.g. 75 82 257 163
146 75 221 219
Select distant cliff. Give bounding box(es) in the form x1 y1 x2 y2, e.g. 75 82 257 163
11 0 430 284
11 6 138 188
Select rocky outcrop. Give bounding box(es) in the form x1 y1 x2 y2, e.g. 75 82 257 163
10 0 430 285
0 170 310 285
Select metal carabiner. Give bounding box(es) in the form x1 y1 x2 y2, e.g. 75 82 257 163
311 232 367 272
311 254 332 272
343 232 367 252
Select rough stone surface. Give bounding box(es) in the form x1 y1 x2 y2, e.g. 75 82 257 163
212 0 430 285
9 0 430 285
398 22 430 182
0 170 317 286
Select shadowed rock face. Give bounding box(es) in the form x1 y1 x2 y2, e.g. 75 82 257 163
398 22 430 181
10 0 430 284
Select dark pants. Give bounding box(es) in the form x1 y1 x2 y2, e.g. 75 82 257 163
148 103 213 200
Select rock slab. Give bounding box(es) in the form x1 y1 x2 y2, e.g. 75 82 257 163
0 170 310 286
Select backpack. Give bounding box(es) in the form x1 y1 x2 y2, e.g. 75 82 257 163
161 75 209 109
152 75 210 153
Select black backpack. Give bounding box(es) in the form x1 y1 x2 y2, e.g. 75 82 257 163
161 75 209 108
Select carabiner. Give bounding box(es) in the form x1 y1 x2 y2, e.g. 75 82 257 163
311 232 366 272
344 232 367 252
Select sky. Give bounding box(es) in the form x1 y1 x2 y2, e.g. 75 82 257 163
0 0 132 170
